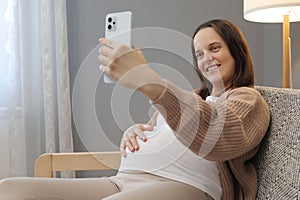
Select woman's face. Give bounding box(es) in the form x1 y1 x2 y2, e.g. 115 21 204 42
193 27 235 94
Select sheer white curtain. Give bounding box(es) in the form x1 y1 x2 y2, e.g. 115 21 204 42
0 0 74 178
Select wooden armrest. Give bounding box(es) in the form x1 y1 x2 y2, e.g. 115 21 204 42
34 151 121 178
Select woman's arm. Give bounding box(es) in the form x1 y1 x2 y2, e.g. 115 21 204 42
152 81 270 161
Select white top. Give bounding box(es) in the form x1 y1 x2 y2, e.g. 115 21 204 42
119 97 222 200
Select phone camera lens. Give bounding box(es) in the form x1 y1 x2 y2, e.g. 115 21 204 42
108 17 112 22
108 24 112 30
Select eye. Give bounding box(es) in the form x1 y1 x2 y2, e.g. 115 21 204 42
210 45 221 52
195 52 204 60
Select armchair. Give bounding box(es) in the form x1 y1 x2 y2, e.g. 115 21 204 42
34 86 300 199
34 151 120 178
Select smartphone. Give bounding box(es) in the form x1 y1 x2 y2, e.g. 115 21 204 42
103 11 132 83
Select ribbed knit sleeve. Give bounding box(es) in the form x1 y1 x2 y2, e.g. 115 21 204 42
151 80 270 161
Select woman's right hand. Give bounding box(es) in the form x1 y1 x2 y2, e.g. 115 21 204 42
120 111 159 157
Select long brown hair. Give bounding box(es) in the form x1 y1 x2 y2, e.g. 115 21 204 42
192 19 254 99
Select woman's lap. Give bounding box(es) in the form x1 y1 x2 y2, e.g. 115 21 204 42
106 172 211 200
104 180 210 200
0 177 119 200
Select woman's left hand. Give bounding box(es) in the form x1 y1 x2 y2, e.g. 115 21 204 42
120 111 159 157
98 38 165 100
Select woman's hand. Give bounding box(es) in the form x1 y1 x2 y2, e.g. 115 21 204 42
120 111 159 157
120 123 152 158
98 38 165 100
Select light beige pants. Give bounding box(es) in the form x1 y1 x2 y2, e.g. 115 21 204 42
0 172 213 200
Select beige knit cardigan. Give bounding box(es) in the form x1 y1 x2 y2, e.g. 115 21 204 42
152 81 270 200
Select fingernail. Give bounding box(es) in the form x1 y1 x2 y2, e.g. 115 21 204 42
99 38 104 42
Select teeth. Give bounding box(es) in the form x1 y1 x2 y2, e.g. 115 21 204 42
207 65 220 72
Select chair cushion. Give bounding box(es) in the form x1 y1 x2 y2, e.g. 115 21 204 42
254 86 300 199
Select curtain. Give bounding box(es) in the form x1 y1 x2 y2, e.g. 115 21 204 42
0 0 74 178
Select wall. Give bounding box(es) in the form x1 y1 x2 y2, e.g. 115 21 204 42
263 23 300 88
66 0 265 176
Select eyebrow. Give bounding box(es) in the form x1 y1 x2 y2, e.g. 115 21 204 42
206 42 223 50
194 41 222 52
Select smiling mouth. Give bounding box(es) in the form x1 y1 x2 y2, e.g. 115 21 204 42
206 64 221 72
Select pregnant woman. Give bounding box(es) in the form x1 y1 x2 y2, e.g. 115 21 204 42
0 19 270 200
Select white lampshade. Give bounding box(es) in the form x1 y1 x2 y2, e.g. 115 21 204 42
244 0 300 23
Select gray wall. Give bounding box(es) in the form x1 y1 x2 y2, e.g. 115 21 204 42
263 23 300 88
66 0 299 176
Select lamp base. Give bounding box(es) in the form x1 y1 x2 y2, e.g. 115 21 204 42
283 15 291 88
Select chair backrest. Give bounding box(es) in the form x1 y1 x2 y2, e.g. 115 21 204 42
254 86 300 200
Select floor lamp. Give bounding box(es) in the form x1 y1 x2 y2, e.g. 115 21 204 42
244 0 300 88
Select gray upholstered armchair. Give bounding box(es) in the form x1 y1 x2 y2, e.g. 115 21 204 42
35 86 300 199
253 86 300 199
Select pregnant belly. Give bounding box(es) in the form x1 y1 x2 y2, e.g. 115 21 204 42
120 124 191 172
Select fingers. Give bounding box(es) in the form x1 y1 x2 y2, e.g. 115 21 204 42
99 65 108 72
98 55 111 69
98 39 113 69
98 45 113 67
120 132 139 158
120 123 153 157
128 132 140 151
99 44 113 57
98 38 131 69
120 142 127 158
120 135 136 158
99 38 117 49
133 125 149 142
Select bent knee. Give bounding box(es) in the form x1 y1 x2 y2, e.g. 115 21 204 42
0 178 17 199
0 178 18 189
0 178 32 199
